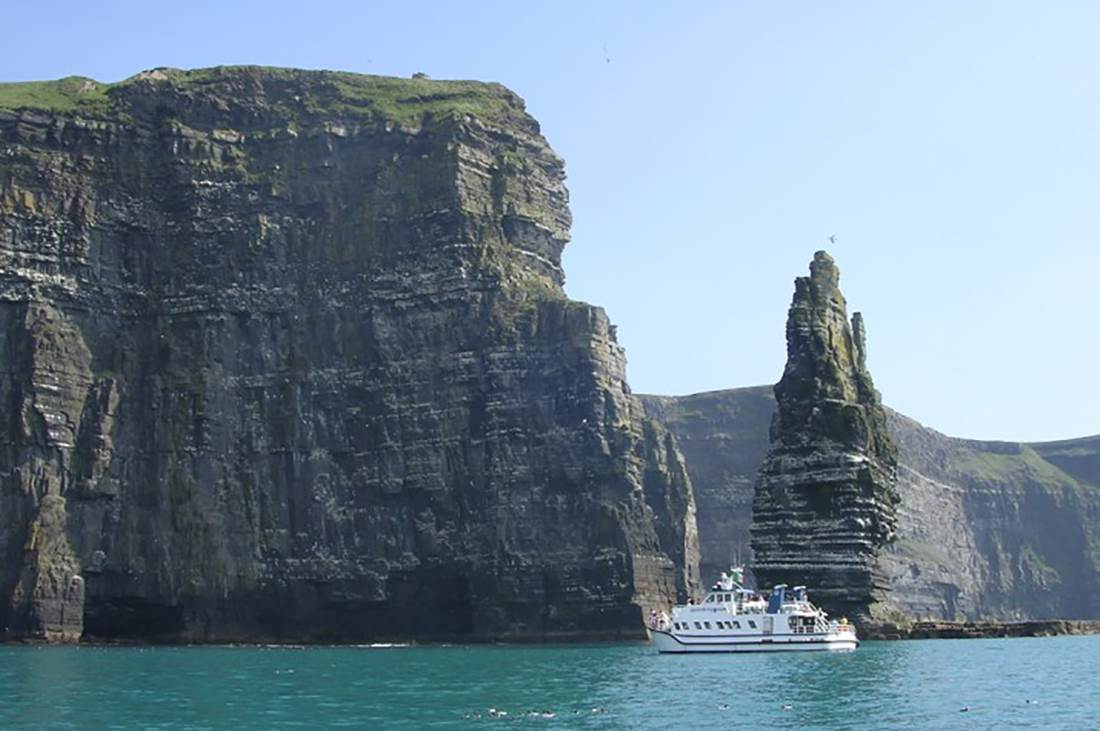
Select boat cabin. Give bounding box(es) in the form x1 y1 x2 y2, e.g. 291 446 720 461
665 583 830 636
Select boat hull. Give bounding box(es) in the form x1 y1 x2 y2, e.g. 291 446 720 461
647 628 858 653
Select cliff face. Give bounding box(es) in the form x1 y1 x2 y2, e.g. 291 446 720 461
641 389 1100 621
747 252 899 621
640 388 773 584
0 67 699 642
881 419 1100 620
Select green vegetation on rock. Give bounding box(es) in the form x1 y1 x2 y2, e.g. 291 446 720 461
0 76 113 113
956 444 1093 495
0 66 520 126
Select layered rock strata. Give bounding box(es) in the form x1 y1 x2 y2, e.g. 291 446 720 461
640 388 773 584
641 389 1100 621
880 419 1100 620
748 252 899 622
0 67 699 642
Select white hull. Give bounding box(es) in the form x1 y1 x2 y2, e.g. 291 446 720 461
648 628 858 654
651 572 859 654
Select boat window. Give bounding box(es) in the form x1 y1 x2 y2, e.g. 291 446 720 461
748 620 757 628
724 594 731 603
703 622 711 629
733 621 741 629
694 622 702 630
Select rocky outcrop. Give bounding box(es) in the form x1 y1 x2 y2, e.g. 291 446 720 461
864 619 1100 640
749 251 899 622
0 66 699 642
642 388 1100 622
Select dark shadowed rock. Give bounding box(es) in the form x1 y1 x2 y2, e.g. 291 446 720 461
0 66 699 642
749 251 900 623
639 387 773 583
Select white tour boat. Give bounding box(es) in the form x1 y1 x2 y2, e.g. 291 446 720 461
646 568 858 653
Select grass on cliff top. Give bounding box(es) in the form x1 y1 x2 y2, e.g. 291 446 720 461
321 72 520 125
0 76 114 113
955 444 1091 495
0 67 522 125
164 66 522 124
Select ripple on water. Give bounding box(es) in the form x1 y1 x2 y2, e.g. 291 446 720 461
0 637 1097 729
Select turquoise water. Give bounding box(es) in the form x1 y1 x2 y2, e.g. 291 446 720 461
1 636 1097 729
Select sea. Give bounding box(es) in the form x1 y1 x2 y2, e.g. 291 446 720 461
1 635 1096 730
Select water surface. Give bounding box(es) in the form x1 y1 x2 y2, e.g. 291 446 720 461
1 636 1096 729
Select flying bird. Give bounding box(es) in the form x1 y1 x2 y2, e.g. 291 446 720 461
828 235 836 245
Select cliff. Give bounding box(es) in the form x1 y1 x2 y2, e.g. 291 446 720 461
640 387 773 585
641 389 1100 621
0 66 700 642
882 418 1100 620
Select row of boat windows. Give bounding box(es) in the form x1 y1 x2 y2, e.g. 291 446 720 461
674 620 758 631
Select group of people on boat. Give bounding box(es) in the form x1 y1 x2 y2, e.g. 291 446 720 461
647 609 671 631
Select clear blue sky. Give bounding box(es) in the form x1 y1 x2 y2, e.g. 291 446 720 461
4 1 1097 441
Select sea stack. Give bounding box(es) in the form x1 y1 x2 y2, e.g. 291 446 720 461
750 251 899 623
